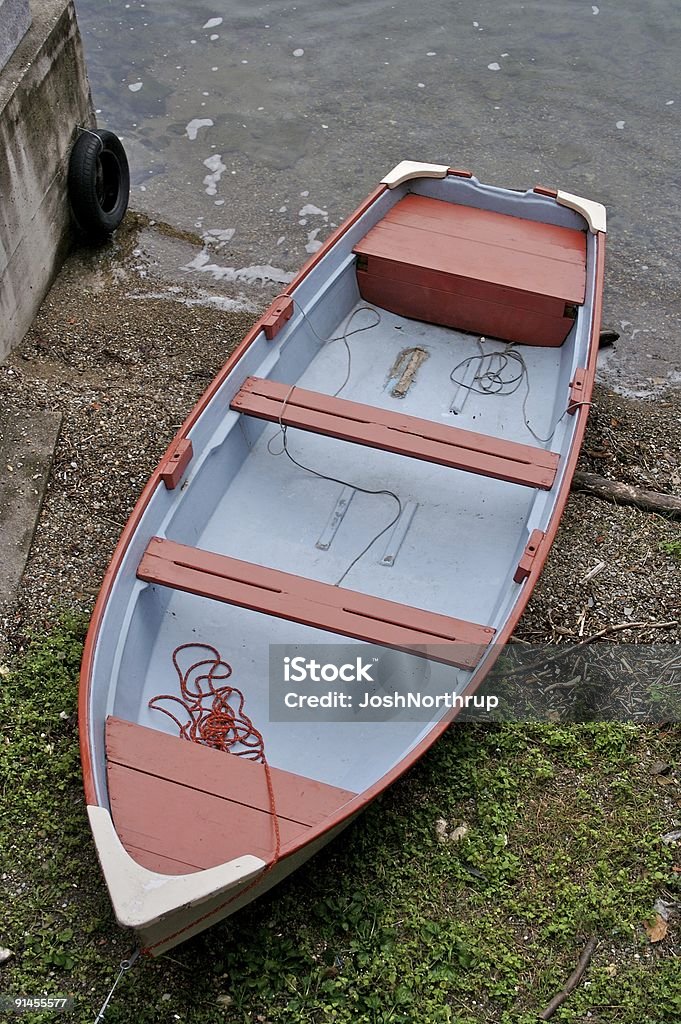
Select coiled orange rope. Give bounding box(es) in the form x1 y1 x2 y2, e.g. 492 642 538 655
143 643 280 956
148 643 265 761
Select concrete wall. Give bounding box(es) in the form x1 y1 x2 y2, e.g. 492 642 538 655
0 0 94 361
0 0 32 70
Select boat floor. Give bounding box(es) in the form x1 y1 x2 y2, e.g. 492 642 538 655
208 303 560 611
114 303 563 795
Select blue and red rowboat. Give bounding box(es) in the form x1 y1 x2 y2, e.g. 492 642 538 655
79 161 605 954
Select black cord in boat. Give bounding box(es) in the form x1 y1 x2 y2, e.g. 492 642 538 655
449 339 525 398
449 337 589 444
264 302 403 587
270 295 381 398
277 419 402 587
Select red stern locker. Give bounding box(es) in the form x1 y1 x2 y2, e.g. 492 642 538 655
353 194 587 347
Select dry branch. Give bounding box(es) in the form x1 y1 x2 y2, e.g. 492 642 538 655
538 936 598 1020
571 471 681 518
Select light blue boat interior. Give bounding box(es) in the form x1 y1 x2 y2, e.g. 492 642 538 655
88 174 598 805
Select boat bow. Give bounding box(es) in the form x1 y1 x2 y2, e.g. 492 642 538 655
87 805 266 931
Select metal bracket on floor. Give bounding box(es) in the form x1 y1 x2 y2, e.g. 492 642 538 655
381 501 418 566
316 486 356 550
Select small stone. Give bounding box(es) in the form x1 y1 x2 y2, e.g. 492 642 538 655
449 823 470 843
0 947 14 964
435 818 469 843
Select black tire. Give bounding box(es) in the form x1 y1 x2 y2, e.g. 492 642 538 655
68 129 130 240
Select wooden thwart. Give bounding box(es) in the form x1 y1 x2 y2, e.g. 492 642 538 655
231 377 559 490
137 537 495 667
106 716 356 874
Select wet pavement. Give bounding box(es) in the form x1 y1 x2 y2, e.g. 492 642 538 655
74 0 680 393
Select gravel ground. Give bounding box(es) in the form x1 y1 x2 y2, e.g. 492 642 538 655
0 215 679 656
518 386 681 644
0 220 254 652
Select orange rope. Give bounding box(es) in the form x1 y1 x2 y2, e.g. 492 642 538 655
148 643 265 760
142 644 281 955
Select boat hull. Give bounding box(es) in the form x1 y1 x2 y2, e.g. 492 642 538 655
80 162 605 953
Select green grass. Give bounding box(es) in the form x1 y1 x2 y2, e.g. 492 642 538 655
659 538 681 560
0 619 679 1023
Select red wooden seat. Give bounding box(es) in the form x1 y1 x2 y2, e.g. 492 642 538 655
231 376 559 490
106 717 357 874
353 194 587 347
137 537 495 668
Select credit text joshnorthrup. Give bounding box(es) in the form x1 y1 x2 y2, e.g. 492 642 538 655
281 657 500 711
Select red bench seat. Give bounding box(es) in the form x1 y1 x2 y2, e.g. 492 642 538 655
231 376 559 490
137 537 495 668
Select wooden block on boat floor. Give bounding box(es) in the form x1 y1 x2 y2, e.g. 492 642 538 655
106 717 357 874
353 194 587 346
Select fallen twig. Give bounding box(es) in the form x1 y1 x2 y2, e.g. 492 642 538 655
538 935 598 1020
544 674 583 693
569 619 679 650
579 560 606 584
571 471 681 518
503 620 678 678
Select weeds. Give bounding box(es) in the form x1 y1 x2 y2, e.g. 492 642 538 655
0 619 678 1023
659 538 681 560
